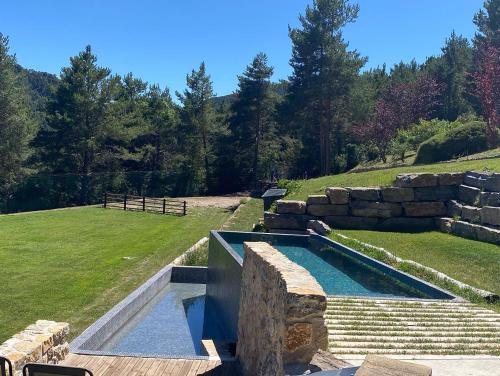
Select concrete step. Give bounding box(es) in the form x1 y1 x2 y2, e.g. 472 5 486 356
326 319 500 328
329 348 498 355
330 330 500 337
325 306 496 314
327 325 498 332
325 314 500 323
328 335 500 344
329 341 500 350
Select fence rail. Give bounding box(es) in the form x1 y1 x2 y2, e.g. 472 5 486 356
103 192 187 216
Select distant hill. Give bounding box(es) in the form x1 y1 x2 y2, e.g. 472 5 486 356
15 64 59 113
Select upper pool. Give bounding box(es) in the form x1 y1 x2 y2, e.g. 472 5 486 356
212 231 455 300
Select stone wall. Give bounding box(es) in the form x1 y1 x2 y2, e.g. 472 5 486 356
0 320 69 375
264 172 500 245
236 242 328 376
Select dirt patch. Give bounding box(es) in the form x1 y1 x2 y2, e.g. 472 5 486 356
179 196 247 210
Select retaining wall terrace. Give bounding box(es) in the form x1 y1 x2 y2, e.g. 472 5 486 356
0 321 69 376
264 172 500 245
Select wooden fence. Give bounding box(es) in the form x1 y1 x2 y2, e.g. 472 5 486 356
103 193 187 216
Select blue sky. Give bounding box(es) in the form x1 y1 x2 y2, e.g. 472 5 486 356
2 0 483 96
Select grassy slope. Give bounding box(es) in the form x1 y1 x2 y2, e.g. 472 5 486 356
224 198 264 231
287 158 500 201
0 206 230 342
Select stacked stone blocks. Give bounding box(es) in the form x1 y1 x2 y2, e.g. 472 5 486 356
0 321 69 375
265 171 500 245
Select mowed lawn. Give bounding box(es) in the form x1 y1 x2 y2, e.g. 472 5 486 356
0 206 230 342
334 230 500 297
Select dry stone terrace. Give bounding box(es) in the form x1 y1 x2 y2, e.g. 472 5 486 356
265 171 500 245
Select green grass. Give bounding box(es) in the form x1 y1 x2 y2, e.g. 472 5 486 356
0 206 230 342
330 230 500 311
286 158 500 201
223 198 264 231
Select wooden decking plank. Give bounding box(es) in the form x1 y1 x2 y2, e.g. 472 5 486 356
186 360 202 376
169 359 187 376
97 356 122 376
144 358 164 375
94 356 117 375
154 359 173 376
106 356 135 376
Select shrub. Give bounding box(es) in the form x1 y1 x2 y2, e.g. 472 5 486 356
277 179 302 195
414 121 488 164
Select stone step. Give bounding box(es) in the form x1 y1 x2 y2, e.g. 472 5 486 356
325 317 500 324
329 341 500 350
325 314 500 322
329 348 497 355
325 310 500 318
326 320 500 329
325 307 498 316
330 330 500 337
326 298 476 307
327 324 498 332
328 335 500 344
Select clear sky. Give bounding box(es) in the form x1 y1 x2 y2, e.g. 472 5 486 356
2 0 483 96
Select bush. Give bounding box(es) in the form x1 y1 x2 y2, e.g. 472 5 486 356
414 121 488 164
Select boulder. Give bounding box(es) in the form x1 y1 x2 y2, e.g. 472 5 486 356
459 184 481 206
451 220 479 240
306 195 330 205
436 217 453 233
307 204 349 217
276 200 307 215
461 205 481 223
484 173 500 192
464 171 488 189
325 187 350 204
475 225 500 245
414 186 458 201
355 355 432 376
350 201 402 218
447 200 463 218
307 220 332 236
347 187 381 201
264 212 312 230
481 206 500 227
403 202 447 217
438 172 464 186
380 187 414 202
379 217 436 231
480 192 500 207
324 216 379 230
395 173 438 188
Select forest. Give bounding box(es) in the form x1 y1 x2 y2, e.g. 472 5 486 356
0 0 498 213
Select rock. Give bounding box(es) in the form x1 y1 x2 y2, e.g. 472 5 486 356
459 184 481 206
403 202 447 217
350 201 402 218
236 242 327 376
481 206 500 227
264 212 313 230
436 217 453 233
307 204 349 217
325 187 349 204
355 355 432 376
380 187 414 202
480 192 500 207
475 225 500 245
347 187 381 201
414 186 458 201
485 173 500 192
307 220 332 236
452 220 479 240
461 205 481 223
378 217 436 231
306 195 330 205
464 171 488 189
324 216 379 230
447 200 463 218
439 172 464 186
276 200 307 215
395 173 438 188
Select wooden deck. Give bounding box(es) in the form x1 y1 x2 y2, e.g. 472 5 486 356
63 354 241 376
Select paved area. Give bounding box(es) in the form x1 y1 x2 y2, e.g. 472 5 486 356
327 297 500 356
63 354 241 376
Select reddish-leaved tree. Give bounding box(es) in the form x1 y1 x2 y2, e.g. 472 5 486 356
472 43 499 146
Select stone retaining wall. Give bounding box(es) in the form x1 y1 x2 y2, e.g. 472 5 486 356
236 242 328 376
0 321 69 375
265 172 500 245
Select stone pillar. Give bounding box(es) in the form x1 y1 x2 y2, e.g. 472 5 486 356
236 242 327 376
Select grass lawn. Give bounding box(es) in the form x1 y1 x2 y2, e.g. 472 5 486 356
0 206 230 342
334 230 500 298
287 158 500 201
223 198 264 231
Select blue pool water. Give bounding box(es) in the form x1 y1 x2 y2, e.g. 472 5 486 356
226 239 429 299
99 283 214 356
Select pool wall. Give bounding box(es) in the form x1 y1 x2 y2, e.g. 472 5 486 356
70 265 210 358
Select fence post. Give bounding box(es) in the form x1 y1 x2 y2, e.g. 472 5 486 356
124 194 127 211
163 199 166 214
104 192 107 208
143 196 146 212
183 201 187 216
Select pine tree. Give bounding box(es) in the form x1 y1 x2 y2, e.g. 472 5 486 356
35 46 120 204
228 53 277 189
177 62 217 194
0 33 35 201
288 0 366 176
